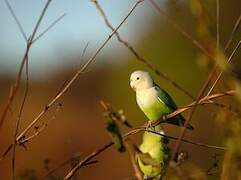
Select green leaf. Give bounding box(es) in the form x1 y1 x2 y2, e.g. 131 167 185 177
103 112 125 152
137 152 161 168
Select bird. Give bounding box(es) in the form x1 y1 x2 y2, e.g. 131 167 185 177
130 70 193 179
130 70 194 130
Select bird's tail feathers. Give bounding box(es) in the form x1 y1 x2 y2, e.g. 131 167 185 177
166 114 194 130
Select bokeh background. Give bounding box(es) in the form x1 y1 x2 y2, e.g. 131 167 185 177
0 0 241 179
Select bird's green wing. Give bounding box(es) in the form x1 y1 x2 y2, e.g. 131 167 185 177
154 84 194 130
154 84 177 110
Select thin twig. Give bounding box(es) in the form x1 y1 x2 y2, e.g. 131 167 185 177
91 0 194 99
206 12 241 98
170 70 224 162
149 0 215 61
41 158 98 180
224 13 241 51
0 0 52 131
18 103 62 145
0 144 13 161
207 40 241 96
154 90 236 124
12 54 29 180
64 142 113 180
4 1 53 179
32 13 66 43
206 13 241 97
18 123 47 145
4 0 27 41
146 129 226 150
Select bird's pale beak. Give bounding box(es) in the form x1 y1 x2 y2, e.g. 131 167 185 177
130 81 135 90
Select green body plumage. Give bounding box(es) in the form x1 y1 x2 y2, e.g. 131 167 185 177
137 85 194 130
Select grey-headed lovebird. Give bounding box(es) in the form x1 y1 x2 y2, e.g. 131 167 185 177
130 70 193 130
130 70 193 178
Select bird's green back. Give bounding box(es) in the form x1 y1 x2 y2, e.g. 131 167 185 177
154 84 177 111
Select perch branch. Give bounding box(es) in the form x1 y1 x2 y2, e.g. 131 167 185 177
64 90 234 179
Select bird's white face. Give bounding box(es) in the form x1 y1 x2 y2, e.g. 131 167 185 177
130 70 154 91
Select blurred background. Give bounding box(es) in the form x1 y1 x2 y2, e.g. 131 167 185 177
0 0 240 179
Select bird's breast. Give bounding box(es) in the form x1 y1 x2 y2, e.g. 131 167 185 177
136 88 169 121
136 88 158 108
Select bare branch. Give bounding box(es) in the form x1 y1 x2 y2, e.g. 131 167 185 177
4 0 27 41
18 123 47 145
33 13 66 43
145 129 227 151
91 0 195 99
0 0 52 131
149 0 215 61
15 0 144 148
41 157 98 180
12 54 29 180
64 142 113 180
207 40 241 95
224 13 241 52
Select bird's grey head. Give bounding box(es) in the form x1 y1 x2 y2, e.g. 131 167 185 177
130 70 154 91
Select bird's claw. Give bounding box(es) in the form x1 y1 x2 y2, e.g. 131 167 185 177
145 121 155 131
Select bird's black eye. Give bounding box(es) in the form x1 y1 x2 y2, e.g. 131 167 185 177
137 77 140 80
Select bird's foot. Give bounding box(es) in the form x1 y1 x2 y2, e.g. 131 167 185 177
145 121 155 131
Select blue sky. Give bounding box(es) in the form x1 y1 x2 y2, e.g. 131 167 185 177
0 0 161 78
